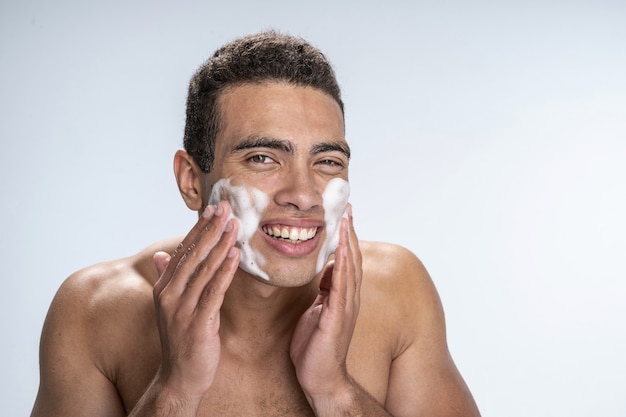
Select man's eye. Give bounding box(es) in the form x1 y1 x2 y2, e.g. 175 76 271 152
318 159 343 167
249 155 275 164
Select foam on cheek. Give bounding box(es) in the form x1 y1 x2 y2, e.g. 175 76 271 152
316 178 351 274
208 179 270 280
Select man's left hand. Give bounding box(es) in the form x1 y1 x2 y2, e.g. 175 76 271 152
290 204 363 412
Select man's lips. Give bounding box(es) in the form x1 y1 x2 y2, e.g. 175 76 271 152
261 224 319 244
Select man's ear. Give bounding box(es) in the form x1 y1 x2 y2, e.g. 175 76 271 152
173 149 205 211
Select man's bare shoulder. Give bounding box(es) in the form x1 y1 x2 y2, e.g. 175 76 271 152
42 238 182 363
53 237 180 308
359 240 434 297
357 240 442 347
355 243 480 416
33 238 182 416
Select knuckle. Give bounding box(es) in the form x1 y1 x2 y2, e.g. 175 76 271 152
204 283 222 298
171 306 190 324
199 282 223 307
184 242 196 258
155 289 172 308
186 262 210 289
203 217 223 234
194 260 210 275
171 241 185 259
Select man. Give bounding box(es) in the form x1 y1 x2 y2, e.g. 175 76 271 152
31 31 480 417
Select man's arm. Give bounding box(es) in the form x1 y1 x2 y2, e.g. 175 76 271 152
383 246 481 417
31 271 128 417
32 201 241 417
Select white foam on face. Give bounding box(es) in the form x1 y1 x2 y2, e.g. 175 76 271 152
208 178 270 280
208 177 350 282
316 178 351 274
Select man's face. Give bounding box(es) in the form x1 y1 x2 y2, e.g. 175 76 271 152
205 82 350 287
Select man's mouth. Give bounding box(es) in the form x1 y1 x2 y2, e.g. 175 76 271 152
261 225 319 244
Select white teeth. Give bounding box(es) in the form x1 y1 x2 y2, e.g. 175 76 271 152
263 225 318 242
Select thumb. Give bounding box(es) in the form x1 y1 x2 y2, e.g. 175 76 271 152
153 251 172 277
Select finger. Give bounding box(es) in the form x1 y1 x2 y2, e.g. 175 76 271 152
174 216 239 311
329 211 361 318
327 217 350 313
346 203 363 297
170 204 218 265
157 201 235 304
196 245 240 319
153 204 217 295
183 217 239 295
340 214 357 309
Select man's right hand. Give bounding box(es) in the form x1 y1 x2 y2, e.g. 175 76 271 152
151 201 240 407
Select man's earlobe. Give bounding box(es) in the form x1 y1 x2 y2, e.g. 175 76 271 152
173 149 204 211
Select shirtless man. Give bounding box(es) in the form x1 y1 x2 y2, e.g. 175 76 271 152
31 31 480 417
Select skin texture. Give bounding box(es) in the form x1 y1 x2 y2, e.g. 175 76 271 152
31 82 481 417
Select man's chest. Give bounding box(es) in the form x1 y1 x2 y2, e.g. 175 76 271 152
116 344 315 416
114 307 393 414
197 358 316 417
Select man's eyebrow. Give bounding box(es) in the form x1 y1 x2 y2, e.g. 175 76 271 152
231 136 294 154
310 142 351 160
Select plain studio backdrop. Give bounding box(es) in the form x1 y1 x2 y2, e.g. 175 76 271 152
2 1 625 416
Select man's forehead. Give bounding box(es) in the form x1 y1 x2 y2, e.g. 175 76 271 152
214 82 347 155
217 81 344 123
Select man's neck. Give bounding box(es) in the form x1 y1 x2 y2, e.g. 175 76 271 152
219 269 319 353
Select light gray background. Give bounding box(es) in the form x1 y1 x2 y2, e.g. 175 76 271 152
2 1 625 416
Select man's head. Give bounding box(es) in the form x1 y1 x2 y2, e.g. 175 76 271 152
175 32 349 286
183 30 344 174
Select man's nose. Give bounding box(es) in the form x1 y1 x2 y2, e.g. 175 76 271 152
273 168 322 212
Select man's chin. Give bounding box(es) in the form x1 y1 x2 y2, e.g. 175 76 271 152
243 264 321 288
238 239 327 287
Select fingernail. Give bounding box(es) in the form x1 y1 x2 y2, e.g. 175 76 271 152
224 218 234 232
227 247 239 258
202 205 216 219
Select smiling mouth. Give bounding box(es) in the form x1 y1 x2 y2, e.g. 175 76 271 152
262 225 319 244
